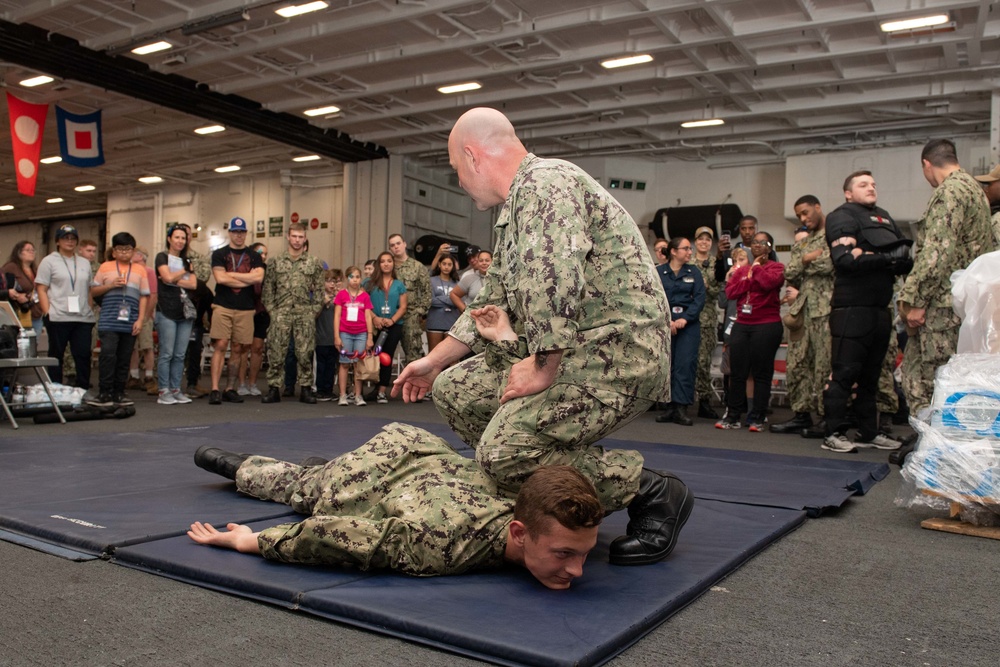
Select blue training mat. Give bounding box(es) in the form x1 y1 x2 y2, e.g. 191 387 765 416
0 416 887 667
114 499 806 667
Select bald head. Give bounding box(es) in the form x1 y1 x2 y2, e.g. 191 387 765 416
450 108 523 155
448 108 529 210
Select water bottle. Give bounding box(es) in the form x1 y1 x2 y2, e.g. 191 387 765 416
17 329 31 359
374 329 388 353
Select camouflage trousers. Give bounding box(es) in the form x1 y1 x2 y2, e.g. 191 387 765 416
901 326 956 416
786 315 830 415
401 317 425 364
876 331 900 415
236 422 509 575
695 306 718 402
266 307 316 388
432 340 647 512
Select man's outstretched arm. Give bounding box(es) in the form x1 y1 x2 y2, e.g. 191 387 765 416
187 522 261 554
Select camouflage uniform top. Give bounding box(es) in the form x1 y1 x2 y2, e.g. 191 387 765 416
690 255 722 310
186 248 212 284
784 228 834 320
898 169 994 328
450 153 671 406
992 210 1000 247
394 256 431 319
261 251 325 315
253 422 512 576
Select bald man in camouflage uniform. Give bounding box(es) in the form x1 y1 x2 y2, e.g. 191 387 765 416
261 223 325 404
773 196 833 437
389 234 431 365
395 108 689 567
898 139 994 417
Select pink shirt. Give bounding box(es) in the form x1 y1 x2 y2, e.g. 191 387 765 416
724 261 785 325
334 289 374 335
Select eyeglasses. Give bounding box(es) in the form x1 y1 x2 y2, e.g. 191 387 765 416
113 246 135 253
750 240 770 247
676 245 692 251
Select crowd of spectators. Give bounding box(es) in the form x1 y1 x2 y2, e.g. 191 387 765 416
1 220 490 413
648 138 998 461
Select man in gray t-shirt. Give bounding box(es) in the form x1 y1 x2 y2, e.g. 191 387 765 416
35 224 96 388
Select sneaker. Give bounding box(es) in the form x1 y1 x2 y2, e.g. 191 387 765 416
822 433 857 453
715 414 742 429
222 389 244 403
355 394 367 406
236 384 251 396
747 412 768 432
856 433 902 450
247 384 262 397
171 389 192 404
87 393 114 408
113 393 134 407
209 390 222 405
338 395 350 406
157 389 177 405
315 391 334 402
376 392 388 404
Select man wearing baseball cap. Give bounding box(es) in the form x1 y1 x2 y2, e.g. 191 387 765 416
973 164 1000 246
208 217 265 405
35 224 97 390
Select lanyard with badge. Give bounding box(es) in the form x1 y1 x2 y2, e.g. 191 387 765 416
116 262 133 321
346 291 361 323
61 255 81 314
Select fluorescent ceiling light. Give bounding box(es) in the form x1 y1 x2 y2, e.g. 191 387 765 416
20 75 54 87
132 41 172 55
0 205 14 211
46 198 64 204
293 154 321 162
138 176 163 184
276 2 329 18
303 105 340 117
74 185 96 192
40 156 62 164
215 165 241 173
437 82 482 94
600 54 653 69
681 119 725 128
880 14 949 32
194 125 226 135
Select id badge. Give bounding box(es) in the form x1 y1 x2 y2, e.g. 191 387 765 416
346 303 360 322
741 302 752 315
67 295 81 313
672 306 684 314
725 320 734 336
117 304 131 321
381 303 390 315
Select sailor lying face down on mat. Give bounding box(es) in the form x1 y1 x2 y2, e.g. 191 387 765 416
189 308 692 588
190 421 604 589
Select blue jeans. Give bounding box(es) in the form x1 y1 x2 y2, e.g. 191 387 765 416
156 313 194 391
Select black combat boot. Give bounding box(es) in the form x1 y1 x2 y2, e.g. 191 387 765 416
771 411 812 434
671 404 694 426
697 399 719 419
801 420 827 439
654 403 677 423
609 469 694 566
261 386 281 403
299 387 317 404
194 446 249 480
